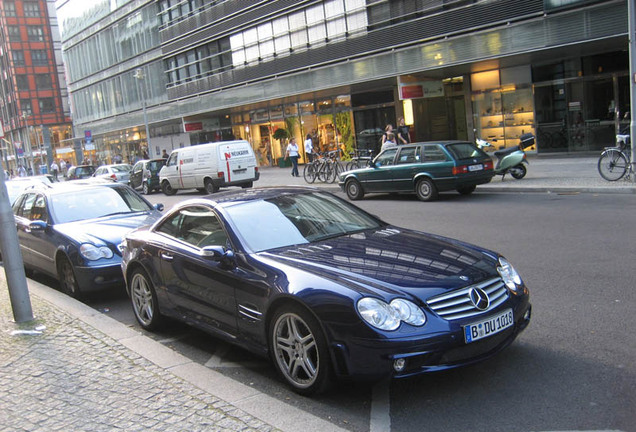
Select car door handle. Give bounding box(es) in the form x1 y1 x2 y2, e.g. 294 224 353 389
160 252 173 261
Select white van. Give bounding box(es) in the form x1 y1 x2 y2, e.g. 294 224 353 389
159 140 259 195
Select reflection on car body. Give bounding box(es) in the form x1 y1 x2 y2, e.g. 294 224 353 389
338 141 495 201
121 187 531 395
12 182 163 298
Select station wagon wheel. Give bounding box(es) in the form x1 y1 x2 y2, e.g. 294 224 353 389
142 182 150 195
130 268 163 330
415 178 438 201
345 179 364 200
457 185 476 195
509 164 527 179
161 180 177 196
57 256 81 298
270 305 332 395
204 178 219 194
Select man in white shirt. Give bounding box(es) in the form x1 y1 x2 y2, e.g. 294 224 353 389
304 134 314 163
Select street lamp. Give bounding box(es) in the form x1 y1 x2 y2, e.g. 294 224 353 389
133 68 151 151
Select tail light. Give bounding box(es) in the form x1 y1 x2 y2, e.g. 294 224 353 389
217 172 224 178
452 160 494 175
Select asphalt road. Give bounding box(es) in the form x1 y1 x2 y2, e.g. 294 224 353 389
41 189 636 432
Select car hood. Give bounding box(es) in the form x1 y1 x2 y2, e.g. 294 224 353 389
260 226 499 298
55 212 161 247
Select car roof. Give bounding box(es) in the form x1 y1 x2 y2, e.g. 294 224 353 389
16 180 127 196
177 186 323 208
409 140 473 146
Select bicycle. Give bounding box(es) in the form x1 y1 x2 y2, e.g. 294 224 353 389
345 149 374 171
303 151 342 183
597 133 633 181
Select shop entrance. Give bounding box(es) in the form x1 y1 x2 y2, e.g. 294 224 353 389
353 106 395 154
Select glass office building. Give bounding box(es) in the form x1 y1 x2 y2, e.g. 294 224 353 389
55 0 629 166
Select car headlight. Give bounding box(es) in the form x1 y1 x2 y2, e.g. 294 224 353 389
80 243 114 261
357 297 426 331
497 256 523 294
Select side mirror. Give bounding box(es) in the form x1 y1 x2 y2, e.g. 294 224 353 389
154 203 164 212
201 246 235 265
28 220 47 231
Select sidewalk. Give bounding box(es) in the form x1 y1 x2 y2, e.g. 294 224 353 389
256 155 636 195
0 275 345 432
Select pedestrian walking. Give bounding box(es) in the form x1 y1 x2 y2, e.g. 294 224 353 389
50 160 59 179
285 137 300 177
381 132 397 152
396 117 411 144
304 134 314 163
381 124 394 145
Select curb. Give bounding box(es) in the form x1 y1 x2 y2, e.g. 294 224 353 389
25 278 348 432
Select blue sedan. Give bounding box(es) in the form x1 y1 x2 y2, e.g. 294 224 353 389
121 187 530 394
12 182 163 297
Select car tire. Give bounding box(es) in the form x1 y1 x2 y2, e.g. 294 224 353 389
142 183 150 195
57 256 81 298
162 180 177 196
509 164 527 179
415 178 438 201
204 178 219 194
130 268 163 331
457 185 476 195
269 305 332 395
345 179 364 200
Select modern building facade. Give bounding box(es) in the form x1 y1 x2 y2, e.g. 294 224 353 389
55 0 630 167
0 0 72 174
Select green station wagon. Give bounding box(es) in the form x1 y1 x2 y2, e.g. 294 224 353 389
338 141 495 201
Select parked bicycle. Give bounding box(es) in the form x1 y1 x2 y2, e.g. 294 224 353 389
345 149 374 171
303 151 343 183
598 133 633 181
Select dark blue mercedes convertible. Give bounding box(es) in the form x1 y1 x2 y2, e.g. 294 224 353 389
120 187 531 394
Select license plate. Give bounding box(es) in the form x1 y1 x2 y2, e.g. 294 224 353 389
464 309 513 343
468 164 483 172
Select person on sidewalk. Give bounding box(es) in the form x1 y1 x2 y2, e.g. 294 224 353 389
304 134 314 163
285 137 300 177
381 132 397 152
50 160 59 180
396 117 411 145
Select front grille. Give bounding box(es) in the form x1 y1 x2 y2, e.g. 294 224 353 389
426 277 509 320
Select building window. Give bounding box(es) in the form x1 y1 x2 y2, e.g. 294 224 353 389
16 75 30 91
165 37 232 87
24 1 41 17
21 99 33 116
39 98 56 114
4 2 17 17
31 50 48 66
27 26 45 42
35 74 53 89
12 51 25 66
8 26 21 42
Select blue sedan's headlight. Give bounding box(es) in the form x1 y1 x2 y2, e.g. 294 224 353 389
80 244 114 261
497 257 523 294
357 297 426 331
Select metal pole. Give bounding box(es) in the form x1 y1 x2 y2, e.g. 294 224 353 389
629 0 636 182
0 168 33 323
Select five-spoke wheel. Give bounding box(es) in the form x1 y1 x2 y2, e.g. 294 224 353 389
130 268 163 330
270 306 331 395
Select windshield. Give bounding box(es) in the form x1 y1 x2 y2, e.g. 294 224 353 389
225 192 383 252
148 160 165 172
50 186 153 224
112 165 132 172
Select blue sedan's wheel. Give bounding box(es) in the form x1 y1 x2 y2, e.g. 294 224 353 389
57 256 81 298
415 177 438 201
270 306 331 395
130 269 163 330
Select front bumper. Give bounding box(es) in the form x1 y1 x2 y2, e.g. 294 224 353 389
74 262 125 292
329 300 531 380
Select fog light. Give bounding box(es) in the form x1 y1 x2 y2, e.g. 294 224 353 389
393 358 406 372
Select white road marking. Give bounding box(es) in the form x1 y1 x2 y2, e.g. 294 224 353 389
370 378 391 432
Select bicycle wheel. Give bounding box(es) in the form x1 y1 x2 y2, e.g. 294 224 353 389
318 162 334 183
598 150 628 181
330 161 344 183
303 163 317 183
